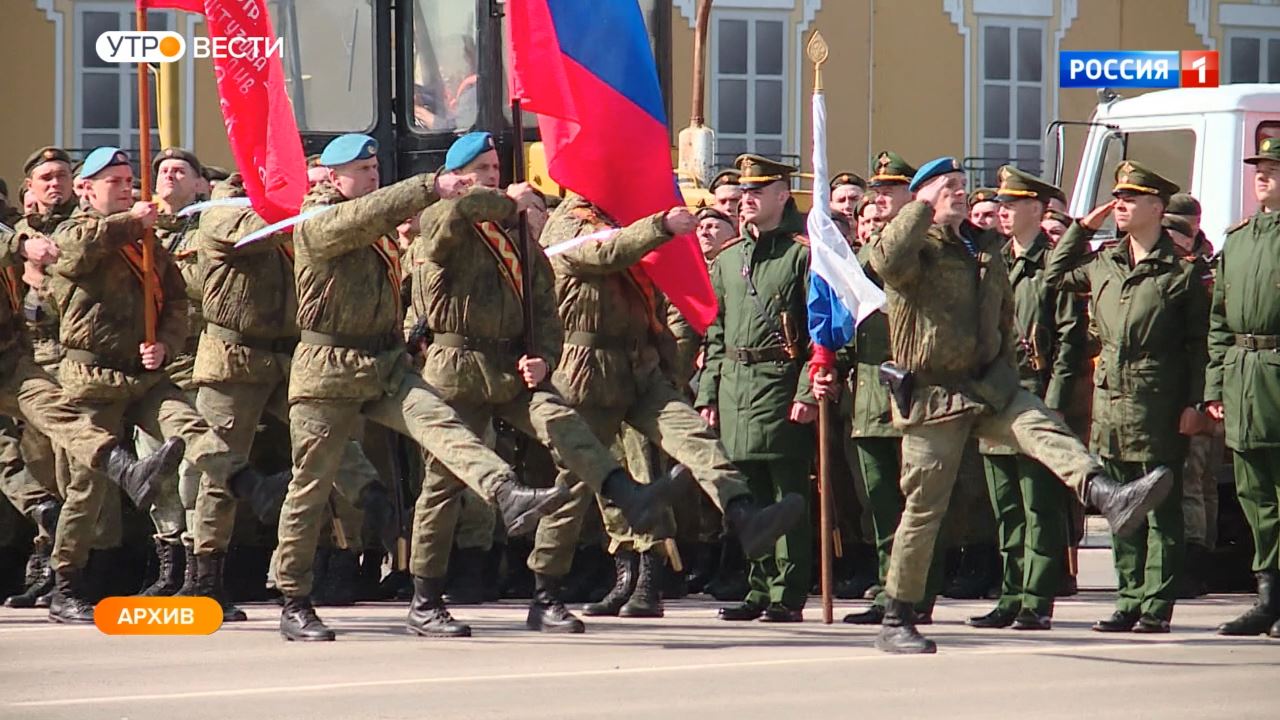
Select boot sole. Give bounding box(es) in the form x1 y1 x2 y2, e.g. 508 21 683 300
874 637 937 654
406 625 472 638
280 630 336 641
580 607 623 617
525 622 586 634
737 494 807 559
1108 467 1173 538
618 608 664 618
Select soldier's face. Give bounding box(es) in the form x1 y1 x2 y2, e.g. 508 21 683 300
87 166 135 215
831 185 862 222
740 182 788 228
307 166 329 189
1112 193 1162 234
1168 228 1196 254
996 198 1043 238
969 201 998 230
1041 219 1068 244
930 173 969 226
328 158 381 199
22 190 38 215
696 217 734 261
713 185 742 222
27 161 72 210
460 150 501 190
873 184 911 221
857 203 879 240
1254 160 1280 209
156 159 199 208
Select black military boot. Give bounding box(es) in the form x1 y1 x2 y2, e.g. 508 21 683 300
5 544 53 609
407 576 472 638
718 600 766 621
140 539 185 596
1092 610 1140 632
443 547 488 606
32 497 61 537
842 603 885 625
47 568 96 624
1218 571 1279 636
875 599 937 654
229 466 291 524
492 478 572 536
195 551 248 622
175 541 197 596
582 550 637 616
280 596 335 642
314 549 359 607
526 574 586 633
620 551 664 618
600 469 676 536
723 493 806 559
1085 467 1173 538
103 437 185 507
835 544 878 600
966 605 1019 629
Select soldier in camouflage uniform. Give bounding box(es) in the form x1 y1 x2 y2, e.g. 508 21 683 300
865 156 1173 653
275 134 569 642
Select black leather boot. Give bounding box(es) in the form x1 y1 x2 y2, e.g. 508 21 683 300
175 541 197 596
32 497 61 537
443 547 488 606
1218 570 1279 636
582 550 637 616
229 466 291 524
526 574 586 633
314 549 359 607
140 539 185 596
842 603 885 625
723 493 806 559
718 600 766 621
103 437 185 507
280 596 335 641
492 478 572 536
836 544 878 600
5 544 53 609
966 605 1019 629
47 568 96 624
619 551 663 618
1092 610 1140 632
1085 467 1173 538
195 551 248 622
407 576 472 638
875 599 937 654
600 469 675 536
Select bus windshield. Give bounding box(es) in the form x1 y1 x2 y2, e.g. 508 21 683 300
269 0 376 133
412 2 479 133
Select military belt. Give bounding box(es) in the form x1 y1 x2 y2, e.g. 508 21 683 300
431 332 518 353
727 345 792 365
64 348 143 373
1235 333 1280 351
299 330 401 353
566 330 640 353
205 323 298 354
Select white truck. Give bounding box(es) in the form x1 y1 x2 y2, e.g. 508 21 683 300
1050 83 1280 249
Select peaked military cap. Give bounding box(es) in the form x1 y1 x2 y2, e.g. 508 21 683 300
734 154 796 190
909 156 963 193
1112 160 1179 201
79 147 132 180
24 147 72 176
202 165 231 182
1042 209 1072 227
1245 135 1280 165
868 151 916 187
994 165 1060 203
1162 213 1195 237
444 131 495 172
831 172 866 191
1166 192 1201 217
968 187 997 206
709 169 741 192
152 147 203 177
697 206 734 225
320 133 379 167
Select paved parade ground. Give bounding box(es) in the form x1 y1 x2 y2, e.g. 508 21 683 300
1 592 1275 720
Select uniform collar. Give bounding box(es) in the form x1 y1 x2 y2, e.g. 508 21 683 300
1105 231 1179 269
1003 232 1048 266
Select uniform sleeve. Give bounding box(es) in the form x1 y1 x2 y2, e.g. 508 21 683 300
868 200 932 289
201 207 288 259
51 213 144 279
531 248 564 368
553 213 672 276
417 188 517 264
795 246 816 405
295 174 439 262
1044 289 1086 410
0 225 20 268
695 258 726 409
156 249 189 354
666 299 702 385
1043 221 1096 292
1204 251 1229 403
1184 263 1211 408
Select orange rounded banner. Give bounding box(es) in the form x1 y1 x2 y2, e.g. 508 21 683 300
95 596 224 635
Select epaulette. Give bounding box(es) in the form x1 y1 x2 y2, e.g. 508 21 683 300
719 236 745 253
789 233 810 247
1225 217 1252 235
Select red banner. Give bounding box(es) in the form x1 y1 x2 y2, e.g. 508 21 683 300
137 0 205 13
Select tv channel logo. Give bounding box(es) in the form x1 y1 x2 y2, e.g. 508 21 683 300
96 31 283 63
1060 50 1219 89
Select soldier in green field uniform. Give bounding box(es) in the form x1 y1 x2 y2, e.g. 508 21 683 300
968 166 1082 632
1044 161 1209 634
1206 138 1280 639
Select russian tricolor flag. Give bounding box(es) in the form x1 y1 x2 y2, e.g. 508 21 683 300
507 0 716 332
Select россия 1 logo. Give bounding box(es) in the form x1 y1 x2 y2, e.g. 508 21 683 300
96 31 283 63
1060 50 1219 89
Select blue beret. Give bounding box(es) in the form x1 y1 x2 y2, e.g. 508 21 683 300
79 146 131 180
908 156 964 193
319 133 379 167
444 132 495 172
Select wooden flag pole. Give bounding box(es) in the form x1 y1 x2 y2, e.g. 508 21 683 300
136 4 157 345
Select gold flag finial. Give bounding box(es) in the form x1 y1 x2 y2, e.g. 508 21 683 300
807 31 829 92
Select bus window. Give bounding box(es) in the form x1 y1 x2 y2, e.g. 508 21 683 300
1256 120 1280 149
269 0 375 133
411 2 479 133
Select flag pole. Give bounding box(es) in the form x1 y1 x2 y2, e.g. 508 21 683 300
807 30 834 626
136 2 157 345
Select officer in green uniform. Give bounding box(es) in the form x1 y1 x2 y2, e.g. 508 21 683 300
968 187 999 231
866 156 1173 654
1206 137 1280 638
1045 161 1208 633
696 154 817 623
968 166 1082 631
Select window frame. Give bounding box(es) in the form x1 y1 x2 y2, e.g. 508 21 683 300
1225 29 1280 84
708 8 790 167
976 16 1048 185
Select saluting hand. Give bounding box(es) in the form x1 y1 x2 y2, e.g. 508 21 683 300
140 342 167 371
518 354 548 389
1080 200 1116 231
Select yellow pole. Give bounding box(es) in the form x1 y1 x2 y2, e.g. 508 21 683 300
157 60 181 148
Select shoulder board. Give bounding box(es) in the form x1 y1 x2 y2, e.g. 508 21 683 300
789 233 810 247
719 236 746 253
1225 217 1252 234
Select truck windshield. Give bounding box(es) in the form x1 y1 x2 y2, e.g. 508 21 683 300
269 0 376 133
411 2 479 133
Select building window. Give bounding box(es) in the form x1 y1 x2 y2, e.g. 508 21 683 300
1226 31 1280 83
978 20 1045 185
711 12 787 167
74 4 172 153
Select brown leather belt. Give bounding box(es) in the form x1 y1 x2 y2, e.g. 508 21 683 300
431 332 518 353
566 330 639 352
299 330 400 353
64 348 143 373
727 345 791 365
205 323 298 354
1235 333 1279 351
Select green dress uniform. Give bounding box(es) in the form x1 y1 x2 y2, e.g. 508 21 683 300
696 156 815 613
1044 162 1208 627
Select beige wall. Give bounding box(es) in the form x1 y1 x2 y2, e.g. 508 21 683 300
0 3 59 186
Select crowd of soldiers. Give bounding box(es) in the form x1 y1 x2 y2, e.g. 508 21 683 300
1 129 1279 655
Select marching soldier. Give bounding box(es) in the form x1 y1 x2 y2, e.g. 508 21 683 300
1205 138 1280 638
275 133 569 641
967 166 1082 631
865 156 1172 653
697 154 816 623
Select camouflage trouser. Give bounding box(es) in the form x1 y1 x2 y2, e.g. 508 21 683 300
886 389 1102 603
52 366 241 572
0 416 60 545
278 370 513 598
412 389 619 580
1181 428 1224 549
528 375 751 577
136 387 200 546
